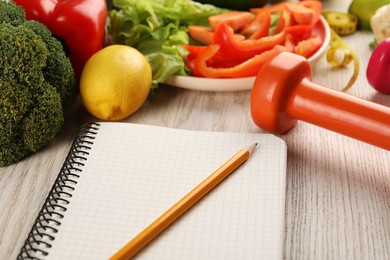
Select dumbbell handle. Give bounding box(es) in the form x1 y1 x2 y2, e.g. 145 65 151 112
251 52 390 150
288 78 390 150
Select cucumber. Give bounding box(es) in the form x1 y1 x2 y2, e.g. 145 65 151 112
194 0 269 10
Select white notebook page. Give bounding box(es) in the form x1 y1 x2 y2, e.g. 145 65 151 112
45 122 287 259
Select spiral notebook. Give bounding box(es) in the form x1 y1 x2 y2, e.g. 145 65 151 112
18 122 287 259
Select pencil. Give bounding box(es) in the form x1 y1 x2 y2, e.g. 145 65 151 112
110 143 258 260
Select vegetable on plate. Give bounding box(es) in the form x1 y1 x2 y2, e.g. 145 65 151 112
13 0 108 82
185 0 324 78
109 0 324 84
0 1 76 166
108 0 227 88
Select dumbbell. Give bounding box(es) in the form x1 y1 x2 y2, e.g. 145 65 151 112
250 52 390 150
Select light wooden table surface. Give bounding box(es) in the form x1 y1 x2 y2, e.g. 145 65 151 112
1 0 389 259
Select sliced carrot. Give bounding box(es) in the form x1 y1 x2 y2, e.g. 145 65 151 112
209 11 253 31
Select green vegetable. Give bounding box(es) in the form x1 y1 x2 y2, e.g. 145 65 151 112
0 1 76 167
108 0 227 88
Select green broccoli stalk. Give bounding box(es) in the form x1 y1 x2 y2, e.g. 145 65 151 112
0 1 76 167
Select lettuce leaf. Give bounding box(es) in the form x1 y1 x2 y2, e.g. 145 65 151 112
108 0 227 89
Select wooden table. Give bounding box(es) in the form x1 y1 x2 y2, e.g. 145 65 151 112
1 0 389 259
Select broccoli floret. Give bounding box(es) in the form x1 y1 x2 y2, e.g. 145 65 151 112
0 0 25 26
24 20 76 110
0 1 76 166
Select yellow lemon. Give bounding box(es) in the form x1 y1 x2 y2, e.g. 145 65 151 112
80 45 152 121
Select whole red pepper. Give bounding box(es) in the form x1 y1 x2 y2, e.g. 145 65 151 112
366 38 390 94
14 0 107 82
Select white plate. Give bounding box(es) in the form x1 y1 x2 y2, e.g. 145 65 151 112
165 16 330 92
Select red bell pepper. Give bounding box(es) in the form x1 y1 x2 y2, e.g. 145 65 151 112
14 0 107 82
294 35 323 58
193 44 292 78
366 38 390 94
213 23 286 59
184 45 246 76
240 8 271 39
208 11 253 31
284 24 313 44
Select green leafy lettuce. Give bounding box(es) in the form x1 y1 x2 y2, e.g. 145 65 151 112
108 0 227 89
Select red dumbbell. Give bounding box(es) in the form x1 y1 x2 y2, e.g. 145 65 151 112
250 52 390 150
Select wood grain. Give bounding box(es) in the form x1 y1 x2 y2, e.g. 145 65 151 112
1 0 389 259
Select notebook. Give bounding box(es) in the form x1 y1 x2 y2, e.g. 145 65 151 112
18 122 287 259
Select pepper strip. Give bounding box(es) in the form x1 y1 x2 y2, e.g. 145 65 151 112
194 43 293 78
213 23 286 59
326 28 360 92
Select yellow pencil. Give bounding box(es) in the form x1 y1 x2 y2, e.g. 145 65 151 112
110 143 258 260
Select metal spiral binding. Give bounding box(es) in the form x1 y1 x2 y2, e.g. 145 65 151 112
17 123 100 260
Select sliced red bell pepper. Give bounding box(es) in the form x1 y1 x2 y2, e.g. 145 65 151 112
294 35 323 58
295 0 322 26
274 9 295 34
193 44 292 78
285 24 313 44
188 25 245 46
286 2 315 25
240 8 271 39
184 44 246 76
14 0 107 82
188 25 215 45
213 23 286 59
184 45 207 60
208 11 253 31
251 2 287 15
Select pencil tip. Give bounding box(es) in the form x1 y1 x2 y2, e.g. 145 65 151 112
246 143 258 155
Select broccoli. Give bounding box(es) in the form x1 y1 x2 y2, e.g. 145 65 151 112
0 1 76 167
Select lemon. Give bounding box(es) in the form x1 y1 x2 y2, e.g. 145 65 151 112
80 45 152 121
